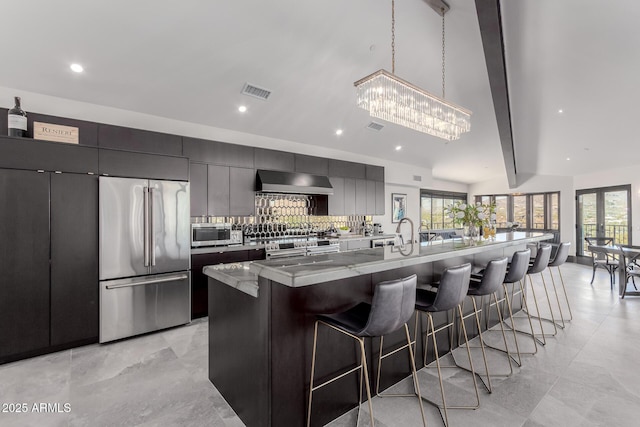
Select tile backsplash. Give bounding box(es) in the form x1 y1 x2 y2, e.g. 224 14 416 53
191 193 372 238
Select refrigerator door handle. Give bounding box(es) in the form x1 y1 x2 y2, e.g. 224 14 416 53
105 274 189 289
150 187 156 266
143 186 150 267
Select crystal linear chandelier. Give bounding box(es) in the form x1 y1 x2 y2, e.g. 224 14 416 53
354 1 471 141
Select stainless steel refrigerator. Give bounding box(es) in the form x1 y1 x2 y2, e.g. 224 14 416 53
99 177 190 343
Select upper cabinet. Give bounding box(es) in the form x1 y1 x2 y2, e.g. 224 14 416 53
294 154 329 176
0 136 98 174
98 124 182 156
99 149 189 181
329 160 366 179
183 137 254 168
229 167 256 216
366 165 385 182
254 148 294 172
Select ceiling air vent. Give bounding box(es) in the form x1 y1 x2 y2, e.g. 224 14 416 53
367 121 384 131
413 175 422 182
241 83 272 100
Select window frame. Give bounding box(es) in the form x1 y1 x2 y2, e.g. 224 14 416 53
420 189 467 230
474 191 561 231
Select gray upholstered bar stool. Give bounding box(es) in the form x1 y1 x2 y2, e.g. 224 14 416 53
456 257 512 393
487 248 538 365
547 242 573 323
521 244 556 345
414 263 479 427
306 274 426 427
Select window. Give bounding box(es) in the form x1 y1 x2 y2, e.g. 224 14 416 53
512 195 527 227
475 192 560 231
420 189 467 230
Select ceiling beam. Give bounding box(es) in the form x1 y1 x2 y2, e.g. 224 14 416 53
475 0 518 188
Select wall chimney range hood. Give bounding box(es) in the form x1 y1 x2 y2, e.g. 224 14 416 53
256 169 333 195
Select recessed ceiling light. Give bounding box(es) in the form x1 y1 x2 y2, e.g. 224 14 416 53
238 106 247 113
335 129 343 136
558 109 563 113
395 145 402 151
566 157 571 161
70 63 84 73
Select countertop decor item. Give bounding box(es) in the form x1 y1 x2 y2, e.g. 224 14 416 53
354 0 471 141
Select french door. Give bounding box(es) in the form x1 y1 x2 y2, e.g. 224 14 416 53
576 185 631 257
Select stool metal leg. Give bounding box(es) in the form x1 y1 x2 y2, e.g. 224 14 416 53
454 294 514 393
419 307 481 427
307 321 375 427
504 278 547 346
552 265 573 321
373 322 428 427
525 272 559 335
484 283 525 365
545 268 567 328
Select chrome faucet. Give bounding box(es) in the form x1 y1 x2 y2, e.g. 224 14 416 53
394 217 414 247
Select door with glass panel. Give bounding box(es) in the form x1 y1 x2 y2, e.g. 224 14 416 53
576 185 631 257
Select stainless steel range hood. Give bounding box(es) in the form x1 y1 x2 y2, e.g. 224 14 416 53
256 169 333 195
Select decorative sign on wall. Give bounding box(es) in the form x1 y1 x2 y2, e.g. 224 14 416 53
33 122 79 144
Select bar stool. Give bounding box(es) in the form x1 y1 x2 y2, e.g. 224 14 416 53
547 242 572 323
307 274 426 427
487 248 538 365
522 244 556 345
455 257 511 393
414 263 479 427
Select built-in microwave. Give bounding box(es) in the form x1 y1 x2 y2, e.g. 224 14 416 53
191 223 242 247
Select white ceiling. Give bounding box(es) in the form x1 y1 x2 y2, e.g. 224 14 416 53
3 0 639 185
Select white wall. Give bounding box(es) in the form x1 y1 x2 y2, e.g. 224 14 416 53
575 165 640 245
469 174 575 254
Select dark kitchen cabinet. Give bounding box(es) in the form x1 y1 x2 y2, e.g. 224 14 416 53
375 181 385 215
0 135 98 174
98 124 182 156
328 177 345 215
183 137 254 168
366 165 385 182
254 148 294 172
50 173 99 346
366 180 376 214
355 179 367 215
329 160 366 179
208 165 231 216
294 154 329 176
0 169 50 361
0 168 99 363
98 148 189 181
191 249 266 319
190 162 208 217
230 167 256 216
344 178 356 215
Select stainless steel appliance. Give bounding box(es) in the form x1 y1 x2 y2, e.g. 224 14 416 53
99 177 191 343
265 237 340 259
191 223 242 247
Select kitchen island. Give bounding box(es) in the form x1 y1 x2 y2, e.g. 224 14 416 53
205 232 552 427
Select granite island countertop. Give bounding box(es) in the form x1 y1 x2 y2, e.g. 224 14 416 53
204 232 553 294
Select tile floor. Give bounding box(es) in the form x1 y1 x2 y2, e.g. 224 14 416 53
1 262 639 427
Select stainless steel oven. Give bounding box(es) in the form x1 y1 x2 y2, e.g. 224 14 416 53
191 223 242 247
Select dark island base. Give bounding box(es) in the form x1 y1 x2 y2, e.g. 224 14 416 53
208 245 525 427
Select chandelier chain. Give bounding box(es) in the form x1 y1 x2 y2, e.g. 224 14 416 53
442 8 446 99
391 0 395 74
